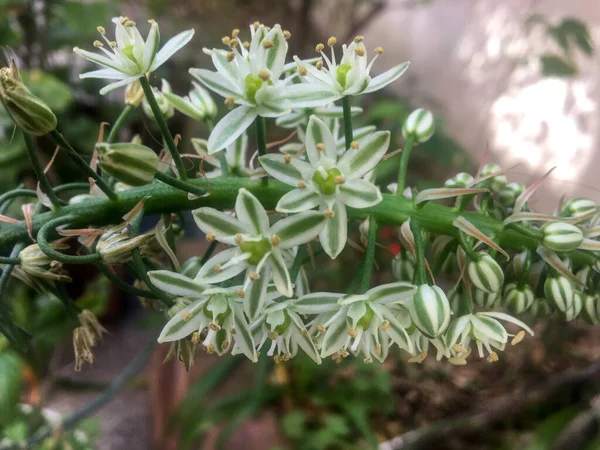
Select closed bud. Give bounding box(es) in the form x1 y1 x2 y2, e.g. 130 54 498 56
190 82 217 119
392 252 415 282
97 230 155 264
581 293 600 325
529 297 553 318
540 222 583 252
409 284 451 338
0 63 57 136
19 243 71 282
503 283 534 314
563 291 583 321
498 182 525 208
125 79 145 107
511 249 528 278
467 252 504 294
96 142 159 186
473 288 500 308
560 197 596 218
447 287 462 312
444 172 474 189
142 79 174 120
479 163 507 192
402 108 435 144
544 275 575 312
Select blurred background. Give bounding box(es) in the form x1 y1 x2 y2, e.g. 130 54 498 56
1 0 600 449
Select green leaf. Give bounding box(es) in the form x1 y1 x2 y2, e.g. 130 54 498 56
540 54 577 77
522 406 582 450
0 350 24 426
21 70 74 113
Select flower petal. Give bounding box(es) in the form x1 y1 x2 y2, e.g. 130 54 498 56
192 207 245 243
211 49 243 89
73 47 123 72
235 188 270 235
195 248 247 284
479 311 534 335
269 210 326 248
243 264 270 321
314 105 362 119
256 25 287 80
231 302 258 362
294 292 344 314
338 178 382 208
280 83 341 108
291 319 322 364
157 299 207 343
337 131 390 179
80 68 125 80
305 115 337 164
151 29 195 71
335 125 376 153
259 154 303 186
226 133 248 169
189 68 243 99
208 105 258 153
143 21 160 71
372 303 413 353
99 75 142 95
276 111 305 128
276 188 321 213
319 201 347 259
362 61 410 94
269 249 293 297
148 270 206 298
320 313 348 357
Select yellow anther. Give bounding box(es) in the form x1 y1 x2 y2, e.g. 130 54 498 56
334 175 346 185
269 235 281 247
97 26 106 34
221 340 230 351
315 60 323 70
253 21 261 29
350 141 360 150
120 17 129 25
213 264 222 273
315 43 325 53
327 36 337 47
408 351 427 364
181 311 192 321
380 320 390 331
283 30 291 39
511 330 526 346
209 322 221 331
206 344 215 354
347 328 357 337
355 47 366 56
237 288 245 298
274 355 282 364
317 324 326 333
231 28 240 38
298 66 307 76
354 35 364 43
375 343 382 355
262 40 273 49
448 356 467 366
230 327 237 335
297 180 307 189
300 329 308 336
93 40 104 48
226 52 235 62
191 332 201 344
258 70 270 81
363 357 373 364
283 353 292 361
324 209 335 219
284 154 292 164
316 143 325 152
243 41 250 48
268 331 278 340
452 344 469 354
249 272 260 281
228 38 239 48
375 46 384 54
124 19 136 27
221 36 231 45
148 19 156 24
109 41 117 48
340 348 349 358
225 96 235 110
206 232 216 242
235 233 244 245
487 352 499 363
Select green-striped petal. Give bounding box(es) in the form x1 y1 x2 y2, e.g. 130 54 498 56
148 270 206 298
294 292 344 314
338 178 382 208
192 207 245 244
269 248 293 297
276 188 320 213
319 201 347 259
235 188 270 235
337 131 390 180
207 105 258 153
269 210 326 248
409 284 451 339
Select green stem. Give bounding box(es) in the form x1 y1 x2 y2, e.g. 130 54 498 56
341 96 354 150
23 133 63 208
107 105 135 144
154 171 206 197
219 152 230 177
0 244 24 296
37 216 102 264
360 217 378 293
0 256 20 264
201 240 218 265
49 130 117 200
96 262 159 299
139 77 187 180
255 116 268 186
289 245 308 281
54 182 92 194
396 135 415 196
410 220 427 285
0 189 37 210
457 232 480 262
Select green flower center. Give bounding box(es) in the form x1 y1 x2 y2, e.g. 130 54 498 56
312 167 342 196
336 63 352 88
240 238 271 266
244 74 264 104
122 45 137 63
203 295 231 323
356 304 375 330
273 311 291 335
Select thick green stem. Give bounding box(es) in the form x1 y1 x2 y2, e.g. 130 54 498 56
107 105 135 144
139 77 187 180
37 216 102 264
396 136 415 196
0 178 594 266
23 133 63 208
255 116 268 186
49 130 117 200
410 220 427 285
341 96 354 150
360 217 378 293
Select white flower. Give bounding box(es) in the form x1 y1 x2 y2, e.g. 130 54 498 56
192 188 326 319
192 133 250 177
74 17 194 94
259 115 389 258
295 283 417 362
191 23 339 153
445 311 534 363
294 36 409 97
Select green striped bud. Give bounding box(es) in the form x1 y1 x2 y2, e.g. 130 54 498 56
563 291 582 321
473 289 500 308
97 231 155 264
511 249 528 279
402 108 434 144
540 222 583 252
503 283 534 314
581 293 600 325
498 182 524 208
447 288 461 313
0 63 57 136
431 235 457 275
392 252 415 282
529 297 553 318
444 172 474 189
467 252 504 294
96 143 159 186
479 163 507 192
560 197 596 218
142 79 174 120
544 276 575 312
408 284 451 338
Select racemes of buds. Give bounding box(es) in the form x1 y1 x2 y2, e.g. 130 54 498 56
498 182 525 208
544 275 575 313
392 251 415 282
503 283 534 314
467 252 504 294
96 142 159 186
444 172 474 189
540 222 584 252
479 163 507 192
0 58 57 136
73 310 107 371
560 198 596 218
402 108 434 144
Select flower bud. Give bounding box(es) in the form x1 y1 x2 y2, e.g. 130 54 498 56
409 284 451 338
392 252 415 282
190 81 217 119
479 163 507 192
125 79 145 107
467 252 504 294
511 250 528 279
563 291 582 321
498 182 524 208
97 230 155 264
447 287 461 312
444 172 474 189
503 283 534 314
96 142 159 186
560 197 596 218
540 222 583 252
431 235 457 275
473 289 500 308
402 108 434 144
529 297 553 318
142 78 174 120
544 275 575 312
19 243 71 282
581 293 600 325
0 63 57 136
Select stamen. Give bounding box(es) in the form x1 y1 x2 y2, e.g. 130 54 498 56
340 348 349 358
268 331 278 340
364 357 373 364
120 17 129 25
253 21 261 29
206 343 215 354
230 327 237 334
222 36 231 45
226 52 235 62
327 36 337 47
354 35 364 42
237 288 245 298
452 344 469 353
298 66 307 76
258 70 270 81
511 330 526 346
224 96 235 110
334 175 345 185
324 209 335 219
93 40 104 48
209 322 221 331
300 329 308 336
206 232 216 241
231 28 240 38
148 19 156 24
228 38 239 48
317 324 326 333
316 143 325 152
269 235 281 247
273 355 282 364
315 43 325 53
283 30 291 39
448 356 467 365
243 41 250 48
375 46 384 54
262 40 273 49
380 320 390 331
213 264 222 273
284 154 292 164
350 141 359 150
191 332 201 344
221 340 230 351
487 352 499 363
249 272 260 281
181 311 192 321
297 180 307 189
408 351 427 363
97 26 106 35
375 343 382 355
124 19 136 27
355 47 366 56
315 60 323 70
235 233 244 245
347 328 357 338
109 41 117 48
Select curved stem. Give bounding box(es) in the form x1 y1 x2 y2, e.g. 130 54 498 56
0 256 21 264
49 130 117 200
23 133 63 208
342 95 354 150
360 217 378 293
37 216 102 264
96 261 159 299
255 116 268 186
154 171 206 197
410 219 426 285
54 182 92 194
396 136 415 196
107 105 135 144
0 189 37 209
457 232 480 262
138 77 187 180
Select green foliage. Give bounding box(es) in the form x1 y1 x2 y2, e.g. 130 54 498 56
521 406 582 450
0 349 24 426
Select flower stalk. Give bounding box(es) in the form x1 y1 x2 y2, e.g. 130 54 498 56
23 133 64 209
341 95 353 150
